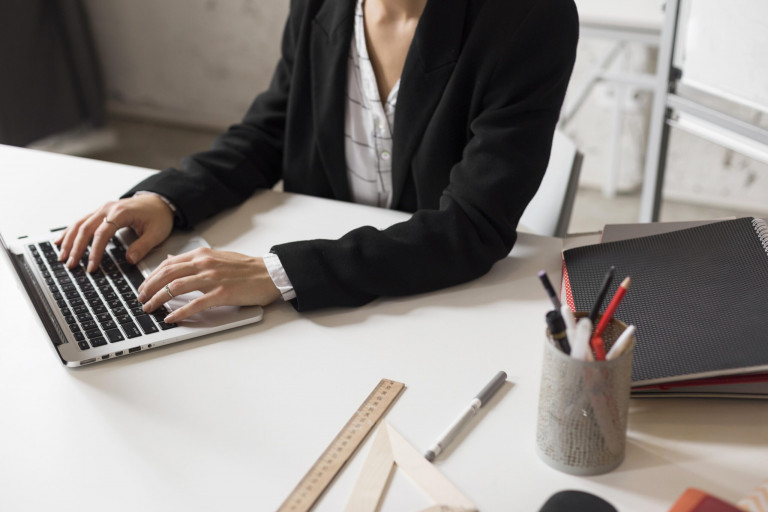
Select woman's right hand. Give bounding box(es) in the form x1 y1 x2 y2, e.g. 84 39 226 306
55 194 175 273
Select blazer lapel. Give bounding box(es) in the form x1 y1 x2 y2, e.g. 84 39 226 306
391 0 468 208
311 0 356 202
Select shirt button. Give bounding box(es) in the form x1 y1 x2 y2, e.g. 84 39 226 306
380 150 391 160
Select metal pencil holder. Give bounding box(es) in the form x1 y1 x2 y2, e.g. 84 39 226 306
535 315 635 476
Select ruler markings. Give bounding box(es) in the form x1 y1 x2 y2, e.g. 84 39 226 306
277 378 405 512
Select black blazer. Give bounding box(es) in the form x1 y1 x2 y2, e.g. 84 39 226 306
126 0 578 311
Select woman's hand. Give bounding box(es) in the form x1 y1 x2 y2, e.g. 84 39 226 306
137 248 282 323
55 194 174 272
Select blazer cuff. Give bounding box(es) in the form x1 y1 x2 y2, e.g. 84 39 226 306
263 252 297 301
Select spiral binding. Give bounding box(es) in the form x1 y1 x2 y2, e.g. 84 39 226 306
751 217 768 256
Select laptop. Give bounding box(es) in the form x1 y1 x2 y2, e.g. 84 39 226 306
1 228 263 367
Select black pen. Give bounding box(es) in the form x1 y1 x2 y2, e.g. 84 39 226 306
588 266 615 325
538 270 561 310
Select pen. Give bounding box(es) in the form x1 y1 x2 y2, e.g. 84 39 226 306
606 325 636 360
588 266 615 326
591 276 631 360
425 371 507 462
537 270 562 310
546 310 571 354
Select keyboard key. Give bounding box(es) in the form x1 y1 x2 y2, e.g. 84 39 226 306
74 332 85 342
135 315 159 334
69 297 84 307
131 307 145 316
112 306 128 317
90 337 107 347
78 341 90 350
64 315 76 325
88 297 105 307
92 304 107 314
122 321 141 339
97 313 112 323
158 322 178 330
76 312 94 323
101 320 117 330
117 314 133 325
85 328 102 339
105 329 124 343
68 324 81 333
125 268 145 289
81 321 98 332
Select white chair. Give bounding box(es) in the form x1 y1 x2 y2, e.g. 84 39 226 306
518 130 583 238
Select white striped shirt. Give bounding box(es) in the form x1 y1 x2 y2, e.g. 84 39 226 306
265 0 399 300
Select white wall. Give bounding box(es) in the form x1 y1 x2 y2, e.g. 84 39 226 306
83 0 768 214
83 0 289 129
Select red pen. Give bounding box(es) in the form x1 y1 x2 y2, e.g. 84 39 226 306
590 276 631 360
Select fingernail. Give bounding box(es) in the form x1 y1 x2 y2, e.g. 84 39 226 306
137 292 146 302
165 314 177 323
142 303 151 312
66 257 75 268
87 260 96 272
126 251 137 264
58 253 67 262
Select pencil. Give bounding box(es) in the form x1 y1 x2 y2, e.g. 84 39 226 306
588 266 615 325
591 276 631 360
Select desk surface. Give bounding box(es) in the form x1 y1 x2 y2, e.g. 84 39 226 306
1 145 767 511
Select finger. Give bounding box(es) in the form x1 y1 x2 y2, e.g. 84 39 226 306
57 218 86 262
67 212 104 268
164 292 221 323
138 248 203 294
137 261 197 303
125 224 175 265
141 276 201 313
137 253 174 296
87 218 122 272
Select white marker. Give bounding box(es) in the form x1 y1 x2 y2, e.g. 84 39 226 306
606 325 636 360
571 317 594 361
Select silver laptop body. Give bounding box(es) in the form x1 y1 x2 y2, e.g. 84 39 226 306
1 229 263 367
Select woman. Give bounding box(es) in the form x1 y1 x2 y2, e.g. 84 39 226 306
56 0 578 320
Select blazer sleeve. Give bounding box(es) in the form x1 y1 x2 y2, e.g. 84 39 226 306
272 0 579 311
122 6 300 228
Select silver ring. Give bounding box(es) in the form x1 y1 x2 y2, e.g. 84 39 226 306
164 284 175 299
103 217 120 230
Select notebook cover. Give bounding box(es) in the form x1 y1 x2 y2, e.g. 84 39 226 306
562 217 768 386
668 488 742 512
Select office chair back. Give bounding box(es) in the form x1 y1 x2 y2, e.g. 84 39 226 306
519 130 583 238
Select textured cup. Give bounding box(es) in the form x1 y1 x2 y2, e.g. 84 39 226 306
535 315 635 476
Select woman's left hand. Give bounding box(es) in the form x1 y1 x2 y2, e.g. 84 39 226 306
137 248 282 323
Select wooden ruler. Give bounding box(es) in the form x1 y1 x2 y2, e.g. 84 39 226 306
277 378 405 512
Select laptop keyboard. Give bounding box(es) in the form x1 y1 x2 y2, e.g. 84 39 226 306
29 240 177 350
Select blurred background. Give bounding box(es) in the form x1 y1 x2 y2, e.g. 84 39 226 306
3 0 766 233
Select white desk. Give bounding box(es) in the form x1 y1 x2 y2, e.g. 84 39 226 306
1 145 767 511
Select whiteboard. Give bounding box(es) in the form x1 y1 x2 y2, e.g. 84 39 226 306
680 0 768 112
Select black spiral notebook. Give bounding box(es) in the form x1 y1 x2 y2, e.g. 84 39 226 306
562 217 768 398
